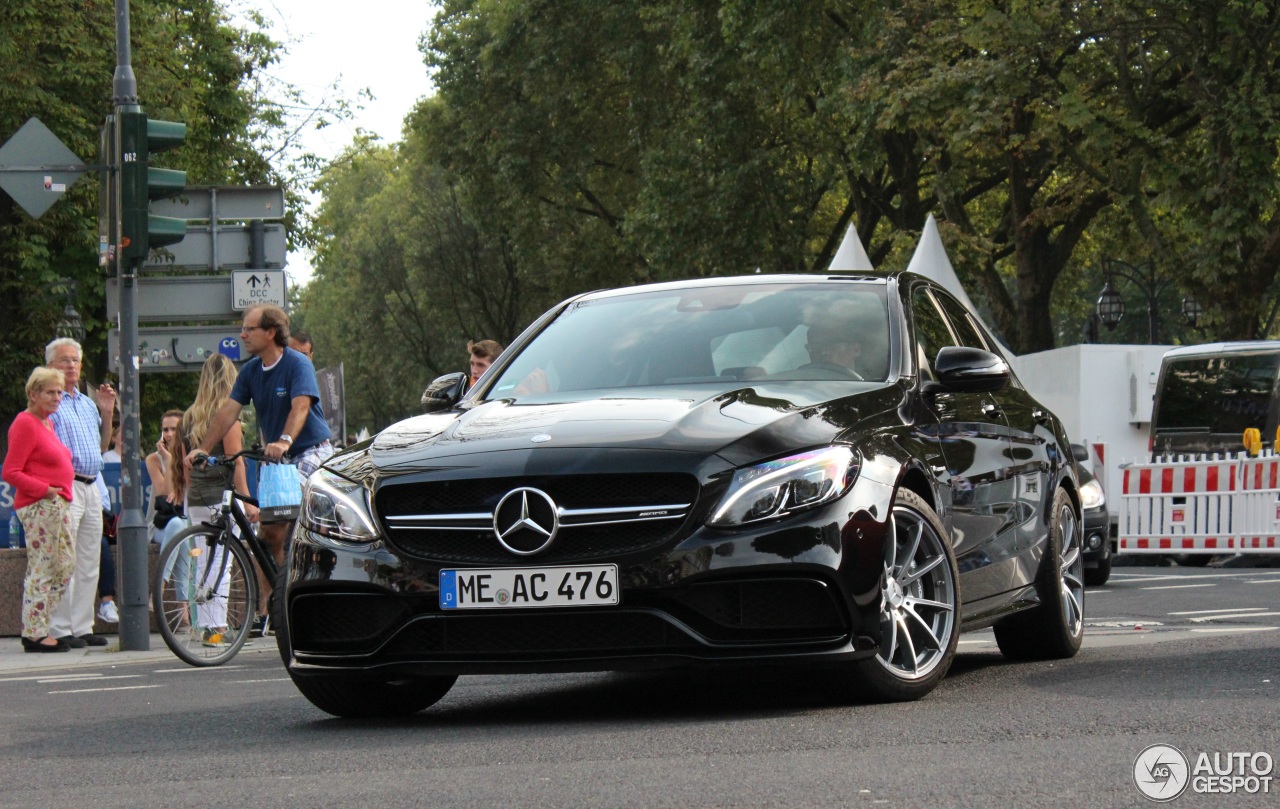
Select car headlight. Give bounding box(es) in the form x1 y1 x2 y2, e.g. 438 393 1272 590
1080 478 1105 511
708 446 857 526
300 468 379 542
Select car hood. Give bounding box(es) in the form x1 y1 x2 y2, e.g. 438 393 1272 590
347 382 902 477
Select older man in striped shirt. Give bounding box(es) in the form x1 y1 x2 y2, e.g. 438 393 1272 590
46 338 116 648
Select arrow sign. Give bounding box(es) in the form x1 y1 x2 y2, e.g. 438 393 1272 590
232 270 286 310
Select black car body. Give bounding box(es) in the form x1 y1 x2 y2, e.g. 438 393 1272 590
277 273 1085 717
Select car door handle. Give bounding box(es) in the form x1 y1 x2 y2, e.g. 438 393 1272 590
1032 408 1049 423
981 402 1002 418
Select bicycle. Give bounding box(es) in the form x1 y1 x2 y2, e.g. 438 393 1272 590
151 447 288 667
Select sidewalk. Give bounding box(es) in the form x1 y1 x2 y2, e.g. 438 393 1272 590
0 632 276 674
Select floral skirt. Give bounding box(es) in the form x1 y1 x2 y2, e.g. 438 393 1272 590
18 497 75 640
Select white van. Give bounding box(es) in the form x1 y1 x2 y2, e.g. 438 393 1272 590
1149 341 1280 458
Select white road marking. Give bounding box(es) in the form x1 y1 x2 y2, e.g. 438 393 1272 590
1189 627 1278 634
1191 612 1280 623
1141 584 1216 591
1169 607 1268 615
1113 572 1278 582
37 674 142 684
1246 578 1280 584
48 684 164 694
225 678 290 684
0 673 104 684
154 665 249 674
1087 621 1164 627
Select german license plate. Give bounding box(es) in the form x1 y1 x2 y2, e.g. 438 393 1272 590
439 564 620 610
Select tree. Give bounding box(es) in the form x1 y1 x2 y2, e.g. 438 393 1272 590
0 0 330 457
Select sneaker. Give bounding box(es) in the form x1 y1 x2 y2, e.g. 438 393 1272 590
201 628 230 647
98 600 119 623
249 615 269 638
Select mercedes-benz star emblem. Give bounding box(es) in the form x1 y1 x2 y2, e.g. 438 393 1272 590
493 487 560 555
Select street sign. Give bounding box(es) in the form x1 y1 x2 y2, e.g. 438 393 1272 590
150 185 284 221
143 222 286 270
232 270 286 309
0 118 88 219
109 324 248 373
106 275 237 322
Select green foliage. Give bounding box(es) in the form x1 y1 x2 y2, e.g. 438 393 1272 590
296 0 1280 432
0 0 300 458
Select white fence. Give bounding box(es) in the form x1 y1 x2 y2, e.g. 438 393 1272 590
1117 453 1280 555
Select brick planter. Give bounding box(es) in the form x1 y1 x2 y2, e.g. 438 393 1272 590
0 544 159 636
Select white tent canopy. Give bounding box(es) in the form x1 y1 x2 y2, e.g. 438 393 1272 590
905 214 1013 358
829 222 875 272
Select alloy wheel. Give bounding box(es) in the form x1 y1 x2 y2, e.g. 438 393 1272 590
875 504 958 681
1057 502 1085 637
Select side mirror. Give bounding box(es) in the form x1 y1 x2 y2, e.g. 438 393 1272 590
928 346 1010 393
421 372 469 413
1070 443 1089 463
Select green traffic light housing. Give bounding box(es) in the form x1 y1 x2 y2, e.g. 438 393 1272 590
118 111 188 264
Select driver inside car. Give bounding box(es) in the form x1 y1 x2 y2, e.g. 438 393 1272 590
803 307 864 380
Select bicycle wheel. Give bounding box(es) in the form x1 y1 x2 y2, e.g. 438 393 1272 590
153 523 257 666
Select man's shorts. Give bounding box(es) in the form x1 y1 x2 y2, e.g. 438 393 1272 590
292 441 335 478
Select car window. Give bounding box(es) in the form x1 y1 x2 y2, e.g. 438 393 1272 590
933 291 988 350
490 282 892 396
1156 353 1280 437
911 289 955 382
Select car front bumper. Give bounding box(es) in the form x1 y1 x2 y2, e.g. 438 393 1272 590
280 481 896 679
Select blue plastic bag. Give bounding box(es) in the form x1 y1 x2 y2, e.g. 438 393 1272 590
258 462 302 523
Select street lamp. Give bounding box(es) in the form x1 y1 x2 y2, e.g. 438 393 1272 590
1095 258 1173 345
1096 281 1125 329
1182 295 1204 329
55 280 85 343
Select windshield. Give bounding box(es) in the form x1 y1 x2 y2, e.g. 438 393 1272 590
490 282 892 398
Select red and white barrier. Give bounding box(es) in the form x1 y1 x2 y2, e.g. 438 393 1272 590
1117 453 1280 554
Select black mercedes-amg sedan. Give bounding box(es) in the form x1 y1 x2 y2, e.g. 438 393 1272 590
276 272 1085 717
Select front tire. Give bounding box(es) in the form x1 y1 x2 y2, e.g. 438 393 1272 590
288 672 458 719
840 489 960 702
153 524 256 667
994 487 1084 660
1084 554 1112 587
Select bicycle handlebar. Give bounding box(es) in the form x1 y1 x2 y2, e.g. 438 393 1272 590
194 445 278 468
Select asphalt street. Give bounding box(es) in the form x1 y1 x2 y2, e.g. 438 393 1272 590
2 565 1277 809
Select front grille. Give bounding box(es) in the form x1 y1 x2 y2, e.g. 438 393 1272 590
289 592 410 654
375 473 699 564
670 579 846 635
381 611 696 657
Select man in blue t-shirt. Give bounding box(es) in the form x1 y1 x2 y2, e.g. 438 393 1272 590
184 304 333 633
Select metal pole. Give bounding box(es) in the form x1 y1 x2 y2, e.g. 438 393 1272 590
114 0 148 651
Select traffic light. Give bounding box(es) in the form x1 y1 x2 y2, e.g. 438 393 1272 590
98 115 116 269
117 110 187 265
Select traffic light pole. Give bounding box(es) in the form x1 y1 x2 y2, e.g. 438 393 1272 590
114 0 148 651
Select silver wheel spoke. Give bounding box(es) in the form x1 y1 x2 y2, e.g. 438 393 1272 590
898 521 923 577
883 608 899 662
1061 545 1080 571
896 613 918 673
904 606 943 652
901 553 942 586
908 596 954 614
1062 584 1083 628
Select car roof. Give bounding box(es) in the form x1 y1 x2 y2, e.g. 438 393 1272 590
573 272 905 304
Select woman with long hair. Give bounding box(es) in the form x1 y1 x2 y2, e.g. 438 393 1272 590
168 354 251 646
